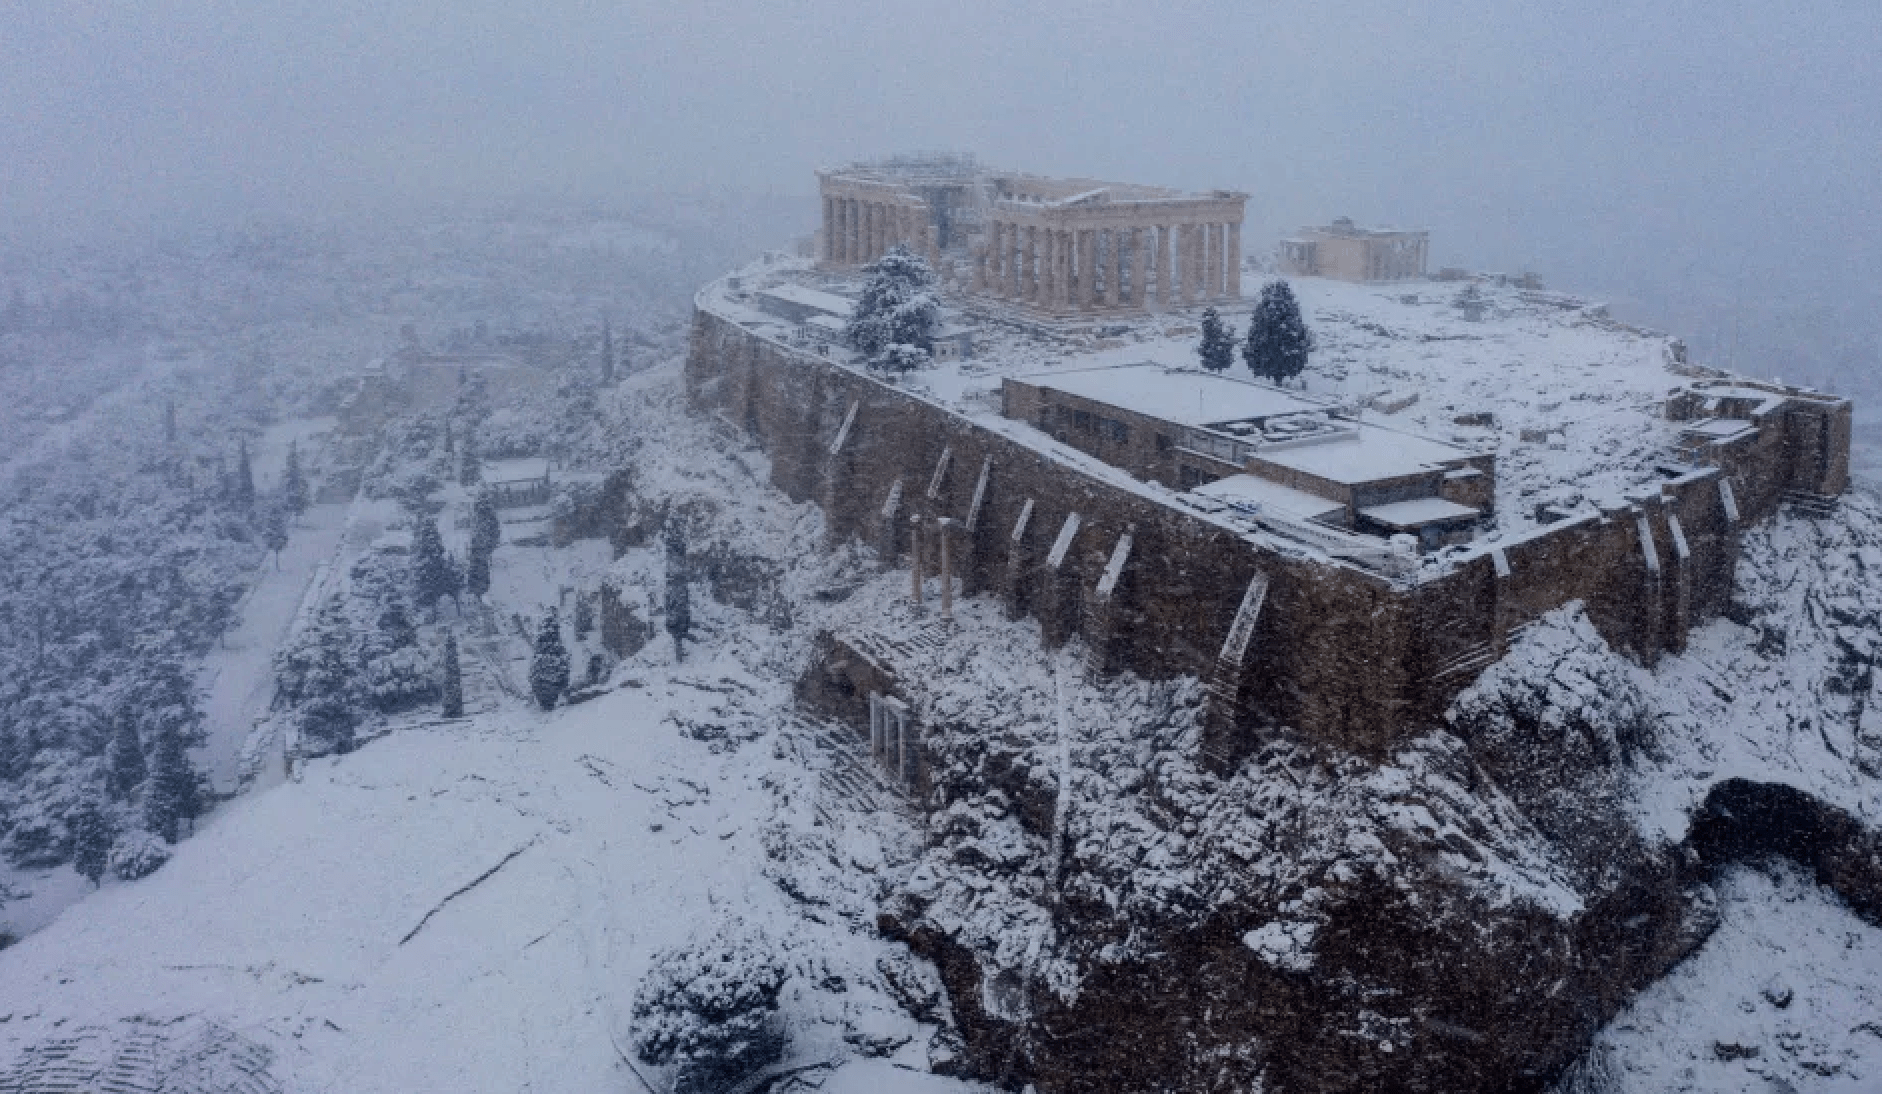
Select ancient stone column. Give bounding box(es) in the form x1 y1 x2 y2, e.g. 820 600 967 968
1227 221 1243 298
1127 225 1146 309
938 517 955 620
1185 223 1201 303
1042 228 1058 308
1058 230 1075 311
910 514 924 612
1107 228 1125 308
1076 229 1095 312
1005 222 1020 298
1156 224 1174 309
1024 226 1040 303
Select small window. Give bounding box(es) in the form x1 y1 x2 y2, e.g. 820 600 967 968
1156 432 1171 453
1073 410 1095 432
1102 418 1129 444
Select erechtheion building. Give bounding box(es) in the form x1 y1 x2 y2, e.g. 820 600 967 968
817 154 1247 316
1280 218 1429 282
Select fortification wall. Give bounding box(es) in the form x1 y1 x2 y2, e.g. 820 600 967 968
687 283 1838 756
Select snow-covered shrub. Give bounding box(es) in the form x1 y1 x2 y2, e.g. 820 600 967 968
360 644 438 713
630 922 789 1094
108 827 172 880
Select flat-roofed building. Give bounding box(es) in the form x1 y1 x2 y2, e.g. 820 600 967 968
1002 363 1491 548
1280 217 1429 282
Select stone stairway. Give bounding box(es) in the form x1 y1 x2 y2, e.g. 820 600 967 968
1783 489 1840 518
790 717 912 828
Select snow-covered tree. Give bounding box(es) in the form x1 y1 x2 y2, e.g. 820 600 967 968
440 631 464 719
143 723 202 843
104 715 146 801
410 516 454 613
459 431 482 488
529 608 569 710
465 545 491 601
69 795 114 887
1197 306 1235 372
843 244 938 369
629 921 788 1094
283 440 309 516
264 505 289 568
233 439 256 511
572 592 594 642
471 491 502 556
664 522 692 661
1242 280 1314 386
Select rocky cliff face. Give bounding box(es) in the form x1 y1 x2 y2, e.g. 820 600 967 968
863 494 1882 1093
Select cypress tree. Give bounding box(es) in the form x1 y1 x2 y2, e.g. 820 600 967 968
601 317 615 385
410 517 452 612
466 544 491 601
70 796 114 887
459 432 482 488
283 440 309 516
264 506 289 568
234 440 256 511
105 715 146 801
440 632 464 718
144 724 202 843
664 523 692 661
529 608 570 710
1242 280 1315 386
1197 307 1235 372
471 491 502 556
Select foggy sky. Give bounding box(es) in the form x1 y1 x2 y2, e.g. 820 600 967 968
4 1 1880 382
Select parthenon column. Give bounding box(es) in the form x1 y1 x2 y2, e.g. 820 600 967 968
1099 225 1114 305
1227 221 1242 298
1005 223 1020 298
1154 225 1172 309
1127 226 1146 309
1076 230 1095 311
860 203 874 263
1056 230 1073 311
1185 223 1202 303
1041 228 1058 307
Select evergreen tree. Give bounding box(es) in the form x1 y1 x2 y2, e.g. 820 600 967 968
234 440 256 511
664 522 692 661
471 491 502 556
163 400 177 444
601 317 615 385
1197 307 1235 372
573 592 594 642
264 506 289 568
144 724 202 843
465 544 491 601
843 245 939 368
440 631 464 718
442 418 455 457
283 441 309 516
529 608 570 710
410 516 453 612
69 796 114 887
459 431 482 488
443 551 464 613
1242 280 1315 386
105 715 146 801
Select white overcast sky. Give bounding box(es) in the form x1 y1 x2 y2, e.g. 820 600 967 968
3 0 1880 368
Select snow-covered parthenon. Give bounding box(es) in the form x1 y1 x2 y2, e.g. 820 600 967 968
816 153 1247 316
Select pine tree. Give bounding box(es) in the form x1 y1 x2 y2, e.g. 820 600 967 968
410 516 453 612
440 632 464 718
601 317 615 385
529 608 570 710
69 796 114 887
664 523 692 661
1242 280 1315 386
234 440 256 511
844 245 939 368
264 506 289 568
283 441 309 516
105 715 146 801
1197 307 1235 372
144 724 202 843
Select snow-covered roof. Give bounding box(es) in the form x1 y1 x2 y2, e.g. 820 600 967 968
754 283 854 318
1359 497 1482 529
1255 421 1476 485
484 457 550 482
1192 475 1347 523
1016 363 1328 428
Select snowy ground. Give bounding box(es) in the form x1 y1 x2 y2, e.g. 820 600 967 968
1588 861 1882 1093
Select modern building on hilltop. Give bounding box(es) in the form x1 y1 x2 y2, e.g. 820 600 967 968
1280 218 1429 282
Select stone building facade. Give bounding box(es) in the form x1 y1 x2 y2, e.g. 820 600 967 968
817 155 1247 317
1280 218 1429 282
